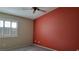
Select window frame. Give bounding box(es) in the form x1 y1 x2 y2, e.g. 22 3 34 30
0 20 18 38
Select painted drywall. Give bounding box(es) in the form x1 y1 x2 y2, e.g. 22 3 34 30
0 13 33 50
34 7 79 51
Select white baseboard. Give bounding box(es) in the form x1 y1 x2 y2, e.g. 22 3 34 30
34 44 57 51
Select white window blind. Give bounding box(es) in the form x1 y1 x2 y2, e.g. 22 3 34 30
12 22 17 29
0 20 3 37
0 20 3 27
0 20 18 38
5 21 11 28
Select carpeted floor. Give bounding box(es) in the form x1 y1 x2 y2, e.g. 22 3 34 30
12 45 52 51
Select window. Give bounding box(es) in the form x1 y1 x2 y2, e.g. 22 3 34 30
11 22 17 37
0 20 3 27
5 21 11 28
0 20 3 37
0 20 18 38
12 22 17 29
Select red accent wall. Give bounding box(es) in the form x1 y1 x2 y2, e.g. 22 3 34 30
34 7 79 51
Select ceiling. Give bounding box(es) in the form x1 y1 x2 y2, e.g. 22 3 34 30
0 7 57 20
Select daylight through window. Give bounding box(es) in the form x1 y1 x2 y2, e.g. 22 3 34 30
0 20 18 38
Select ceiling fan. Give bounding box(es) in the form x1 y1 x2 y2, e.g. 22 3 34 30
21 7 46 14
32 7 46 14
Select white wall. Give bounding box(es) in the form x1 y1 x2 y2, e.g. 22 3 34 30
0 13 33 50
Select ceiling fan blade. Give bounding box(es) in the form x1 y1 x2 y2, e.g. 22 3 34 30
32 7 47 14
37 8 46 12
39 9 46 12
32 7 37 14
33 9 36 14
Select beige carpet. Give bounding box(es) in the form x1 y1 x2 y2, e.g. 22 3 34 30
11 45 52 51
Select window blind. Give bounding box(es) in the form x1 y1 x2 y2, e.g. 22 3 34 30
0 20 18 38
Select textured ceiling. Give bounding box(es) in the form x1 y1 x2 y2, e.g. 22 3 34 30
0 7 57 20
